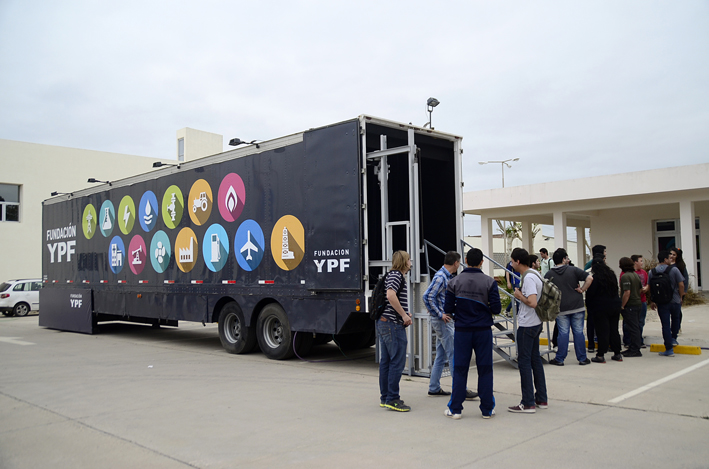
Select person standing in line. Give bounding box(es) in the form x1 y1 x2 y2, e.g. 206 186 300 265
528 254 540 271
546 248 594 366
540 248 553 276
622 255 648 348
443 248 500 420
586 255 623 363
584 244 606 271
509 248 548 413
377 250 412 412
669 247 689 334
619 257 643 357
649 251 685 357
423 251 480 400
505 256 521 316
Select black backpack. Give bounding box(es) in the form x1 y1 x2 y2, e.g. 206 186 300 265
649 265 675 305
368 272 403 320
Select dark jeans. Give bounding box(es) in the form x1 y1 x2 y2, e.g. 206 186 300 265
622 305 642 353
377 319 407 403
657 302 681 352
516 324 547 407
623 302 647 346
592 307 621 356
450 328 494 416
587 309 596 350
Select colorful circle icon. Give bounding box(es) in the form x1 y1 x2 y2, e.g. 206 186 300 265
271 215 305 271
128 235 147 275
175 227 199 273
82 204 97 239
188 179 213 226
138 191 159 233
117 196 136 235
218 173 246 222
99 200 116 237
235 220 265 272
150 230 171 273
202 224 229 272
108 236 125 274
162 185 184 229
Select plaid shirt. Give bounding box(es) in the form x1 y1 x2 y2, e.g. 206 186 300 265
423 266 452 319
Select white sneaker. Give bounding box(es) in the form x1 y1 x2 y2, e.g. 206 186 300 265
482 409 496 419
444 408 462 420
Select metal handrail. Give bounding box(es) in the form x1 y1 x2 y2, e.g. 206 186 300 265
461 239 521 281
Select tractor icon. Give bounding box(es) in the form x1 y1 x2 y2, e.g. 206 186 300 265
192 192 208 213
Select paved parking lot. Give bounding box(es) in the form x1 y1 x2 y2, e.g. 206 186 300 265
1 305 708 468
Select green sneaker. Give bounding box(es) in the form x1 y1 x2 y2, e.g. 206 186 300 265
385 399 411 412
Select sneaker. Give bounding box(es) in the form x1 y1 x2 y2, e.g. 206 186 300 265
482 409 496 419
588 348 595 353
611 354 623 362
659 349 675 357
444 407 461 420
621 350 642 357
385 399 411 412
641 344 647 349
579 358 591 365
672 339 679 346
591 356 606 363
535 401 548 409
508 403 536 413
380 400 386 408
549 358 564 366
428 388 451 396
465 390 479 400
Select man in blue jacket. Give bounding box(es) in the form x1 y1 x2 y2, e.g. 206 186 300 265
443 248 501 420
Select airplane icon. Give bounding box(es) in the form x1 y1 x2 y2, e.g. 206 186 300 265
240 230 259 261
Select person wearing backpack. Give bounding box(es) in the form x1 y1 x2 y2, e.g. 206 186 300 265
443 248 500 420
648 250 685 357
509 248 548 413
545 248 594 366
377 250 413 411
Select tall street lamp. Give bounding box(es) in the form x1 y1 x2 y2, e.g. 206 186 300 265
478 158 519 188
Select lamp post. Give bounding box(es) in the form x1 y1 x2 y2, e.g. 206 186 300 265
478 158 519 188
423 97 440 129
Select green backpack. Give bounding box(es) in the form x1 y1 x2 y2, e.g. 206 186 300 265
521 270 562 322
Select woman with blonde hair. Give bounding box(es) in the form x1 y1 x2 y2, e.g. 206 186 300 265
377 250 412 412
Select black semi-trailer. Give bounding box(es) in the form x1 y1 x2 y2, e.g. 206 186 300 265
40 116 463 363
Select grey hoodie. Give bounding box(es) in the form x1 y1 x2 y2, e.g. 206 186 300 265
544 264 589 315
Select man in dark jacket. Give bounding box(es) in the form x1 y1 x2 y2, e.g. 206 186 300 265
443 248 501 420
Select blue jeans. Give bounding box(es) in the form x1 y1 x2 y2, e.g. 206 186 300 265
377 319 408 403
517 324 547 407
450 328 494 416
429 316 454 393
555 312 587 363
657 302 681 352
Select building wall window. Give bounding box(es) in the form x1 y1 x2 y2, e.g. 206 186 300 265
0 183 20 222
178 138 185 162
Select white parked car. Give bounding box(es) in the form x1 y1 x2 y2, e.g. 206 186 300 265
0 279 42 317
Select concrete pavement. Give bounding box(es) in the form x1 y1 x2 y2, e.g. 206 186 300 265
1 303 708 468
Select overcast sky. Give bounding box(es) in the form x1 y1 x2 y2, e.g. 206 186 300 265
1 1 707 235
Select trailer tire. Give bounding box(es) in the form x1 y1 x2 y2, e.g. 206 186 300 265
256 304 294 360
218 303 257 354
293 331 314 358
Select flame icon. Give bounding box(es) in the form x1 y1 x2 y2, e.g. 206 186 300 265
226 185 238 213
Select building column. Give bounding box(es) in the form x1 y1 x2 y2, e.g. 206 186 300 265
573 227 584 267
521 222 533 253
481 215 494 276
553 211 567 252
679 199 696 291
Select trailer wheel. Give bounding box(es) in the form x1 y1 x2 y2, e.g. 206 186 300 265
218 303 257 354
256 304 294 360
293 331 314 358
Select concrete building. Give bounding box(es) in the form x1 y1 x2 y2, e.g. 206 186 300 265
463 163 709 291
0 128 222 282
